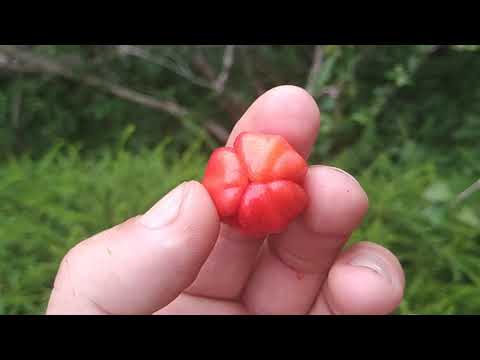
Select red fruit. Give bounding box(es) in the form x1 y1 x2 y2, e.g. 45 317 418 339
202 132 309 237
234 132 308 184
202 147 249 219
238 180 308 236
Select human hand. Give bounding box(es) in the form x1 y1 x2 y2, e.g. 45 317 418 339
46 86 404 315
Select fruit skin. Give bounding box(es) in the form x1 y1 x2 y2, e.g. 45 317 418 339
234 132 308 184
202 147 249 219
237 180 308 236
202 132 309 237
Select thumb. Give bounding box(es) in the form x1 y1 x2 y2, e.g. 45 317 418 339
46 181 220 315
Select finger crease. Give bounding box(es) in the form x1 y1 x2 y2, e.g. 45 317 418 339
271 242 331 275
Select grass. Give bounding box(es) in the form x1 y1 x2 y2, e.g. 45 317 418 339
0 140 207 314
1 136 479 314
1 45 480 314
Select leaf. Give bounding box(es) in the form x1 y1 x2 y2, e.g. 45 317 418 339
117 124 136 151
451 45 480 52
456 207 480 228
311 53 340 95
421 206 448 226
423 182 454 203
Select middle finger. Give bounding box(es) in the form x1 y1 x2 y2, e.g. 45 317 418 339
242 165 369 314
185 85 321 300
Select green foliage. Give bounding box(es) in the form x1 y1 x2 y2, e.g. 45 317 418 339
347 150 480 314
1 45 480 314
0 139 206 314
2 140 479 314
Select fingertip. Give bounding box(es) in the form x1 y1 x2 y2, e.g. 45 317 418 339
188 180 219 219
263 85 321 126
324 242 405 315
347 241 405 288
227 85 321 158
171 180 221 247
48 180 223 315
303 166 369 235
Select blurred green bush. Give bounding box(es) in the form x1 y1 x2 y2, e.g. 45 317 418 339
0 138 206 314
1 45 480 314
1 137 479 314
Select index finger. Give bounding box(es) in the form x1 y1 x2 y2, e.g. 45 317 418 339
227 85 321 159
185 85 321 300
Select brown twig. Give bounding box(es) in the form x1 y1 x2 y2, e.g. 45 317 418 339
0 45 188 117
454 179 480 205
204 121 229 143
0 45 230 144
192 49 246 121
116 45 216 91
11 86 22 128
306 45 324 95
240 47 266 96
11 81 24 152
113 45 240 127
192 50 218 82
213 45 235 93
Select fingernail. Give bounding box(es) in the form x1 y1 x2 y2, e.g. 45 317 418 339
327 166 360 185
139 182 189 229
349 253 392 284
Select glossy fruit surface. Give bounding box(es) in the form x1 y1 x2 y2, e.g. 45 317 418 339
202 132 308 236
234 132 308 184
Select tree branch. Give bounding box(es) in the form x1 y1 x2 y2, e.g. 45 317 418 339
213 45 235 93
11 86 22 128
305 45 324 95
0 45 188 118
115 45 216 91
454 179 480 205
204 121 229 143
0 45 233 145
192 49 247 121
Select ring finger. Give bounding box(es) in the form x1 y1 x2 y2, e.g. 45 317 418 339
185 85 321 300
242 165 369 314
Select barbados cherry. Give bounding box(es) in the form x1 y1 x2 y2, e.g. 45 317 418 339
202 147 249 219
202 132 308 237
234 132 308 184
237 180 308 236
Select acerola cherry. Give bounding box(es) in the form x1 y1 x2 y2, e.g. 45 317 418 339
238 180 308 236
202 132 308 237
234 132 308 184
202 147 249 219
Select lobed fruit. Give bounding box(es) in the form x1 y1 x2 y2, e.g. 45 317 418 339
202 132 309 237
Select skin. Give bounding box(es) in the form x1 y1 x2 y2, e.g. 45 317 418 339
46 85 405 315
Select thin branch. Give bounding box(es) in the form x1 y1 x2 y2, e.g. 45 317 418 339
192 51 217 82
213 45 235 93
320 85 341 99
204 121 229 143
306 45 324 95
240 47 266 96
11 86 22 128
0 61 39 74
116 45 215 91
454 179 480 205
192 49 247 121
0 45 231 144
0 45 188 118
